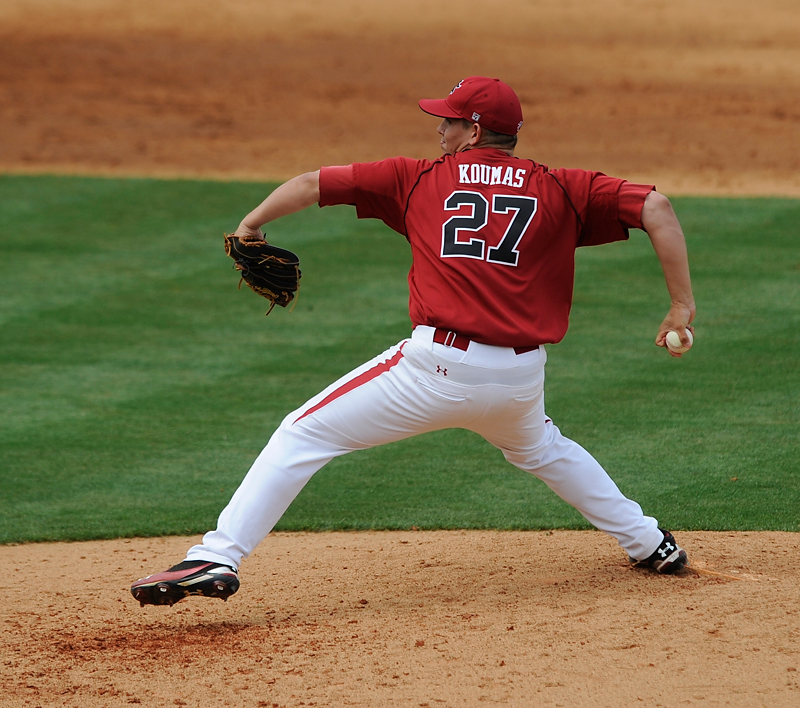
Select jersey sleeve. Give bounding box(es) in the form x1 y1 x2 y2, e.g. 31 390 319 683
550 169 654 247
617 182 655 229
579 176 654 247
319 157 430 236
318 164 357 206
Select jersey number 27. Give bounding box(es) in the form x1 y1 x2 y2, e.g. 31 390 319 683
441 191 537 267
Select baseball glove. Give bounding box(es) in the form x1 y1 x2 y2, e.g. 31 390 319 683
224 234 301 315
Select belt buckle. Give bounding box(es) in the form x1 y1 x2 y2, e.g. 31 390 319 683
443 330 457 347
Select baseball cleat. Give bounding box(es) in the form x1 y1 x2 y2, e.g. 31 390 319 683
630 530 688 574
131 560 239 607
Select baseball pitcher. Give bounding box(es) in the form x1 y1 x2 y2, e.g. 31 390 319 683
132 77 694 606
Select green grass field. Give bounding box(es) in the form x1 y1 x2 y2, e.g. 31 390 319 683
0 175 797 543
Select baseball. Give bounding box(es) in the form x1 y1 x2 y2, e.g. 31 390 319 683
666 329 693 354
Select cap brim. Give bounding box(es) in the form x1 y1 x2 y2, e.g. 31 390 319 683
418 98 463 120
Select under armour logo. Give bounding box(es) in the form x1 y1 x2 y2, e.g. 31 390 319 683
658 542 675 558
436 365 448 376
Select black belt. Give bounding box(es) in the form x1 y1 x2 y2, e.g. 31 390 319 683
432 329 539 355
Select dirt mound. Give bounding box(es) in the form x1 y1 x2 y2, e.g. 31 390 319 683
2 531 799 707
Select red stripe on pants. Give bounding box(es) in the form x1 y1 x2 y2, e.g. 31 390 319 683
293 348 405 424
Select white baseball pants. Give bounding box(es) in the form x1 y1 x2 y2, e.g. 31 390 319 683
187 326 663 568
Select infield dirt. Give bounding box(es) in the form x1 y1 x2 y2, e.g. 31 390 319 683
1 0 799 195
1 1 799 706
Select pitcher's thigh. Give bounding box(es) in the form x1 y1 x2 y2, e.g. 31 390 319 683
471 383 550 464
290 355 467 450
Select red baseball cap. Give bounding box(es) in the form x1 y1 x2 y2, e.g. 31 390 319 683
419 77 523 135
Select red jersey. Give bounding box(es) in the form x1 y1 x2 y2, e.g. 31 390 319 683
319 148 653 347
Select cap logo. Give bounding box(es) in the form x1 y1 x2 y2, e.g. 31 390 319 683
518 120 524 131
472 112 481 121
450 80 464 95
